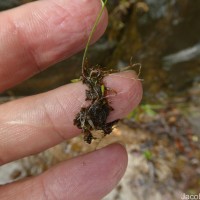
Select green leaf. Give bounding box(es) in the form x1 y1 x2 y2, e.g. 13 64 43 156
141 105 156 117
71 79 80 83
101 85 105 95
143 150 153 160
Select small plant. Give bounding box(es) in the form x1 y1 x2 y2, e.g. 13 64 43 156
73 0 119 144
73 60 119 144
74 0 141 144
127 104 163 121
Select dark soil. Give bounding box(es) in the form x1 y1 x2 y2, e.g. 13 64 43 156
73 60 119 143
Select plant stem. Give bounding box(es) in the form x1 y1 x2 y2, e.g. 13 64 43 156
82 0 108 77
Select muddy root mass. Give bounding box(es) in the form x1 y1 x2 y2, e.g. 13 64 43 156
74 62 119 144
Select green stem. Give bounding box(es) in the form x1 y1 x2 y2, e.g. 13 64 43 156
82 0 108 77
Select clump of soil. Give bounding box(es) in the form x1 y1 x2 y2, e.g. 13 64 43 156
73 60 119 144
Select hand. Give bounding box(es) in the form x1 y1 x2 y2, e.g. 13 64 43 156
0 0 142 199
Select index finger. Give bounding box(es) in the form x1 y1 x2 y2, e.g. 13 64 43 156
0 0 107 91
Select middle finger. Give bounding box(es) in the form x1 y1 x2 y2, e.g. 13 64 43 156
0 71 142 165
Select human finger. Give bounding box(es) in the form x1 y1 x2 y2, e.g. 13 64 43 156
0 71 142 164
0 0 107 91
0 144 128 200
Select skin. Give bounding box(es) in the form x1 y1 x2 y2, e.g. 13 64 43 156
0 0 143 199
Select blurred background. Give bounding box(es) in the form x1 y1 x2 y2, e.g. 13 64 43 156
0 0 200 199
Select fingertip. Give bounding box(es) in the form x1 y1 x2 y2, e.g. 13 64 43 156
94 143 128 178
40 143 128 200
105 71 143 121
103 143 128 177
